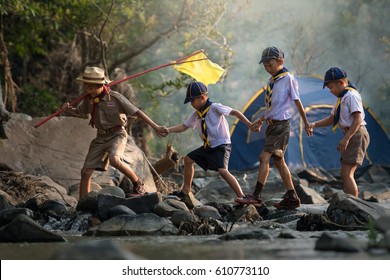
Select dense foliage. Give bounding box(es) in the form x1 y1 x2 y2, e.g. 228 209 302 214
1 0 389 156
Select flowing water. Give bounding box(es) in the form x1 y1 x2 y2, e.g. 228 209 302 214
1 231 389 260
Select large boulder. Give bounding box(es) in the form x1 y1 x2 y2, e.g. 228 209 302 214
327 192 389 226
0 214 66 242
0 114 156 193
0 171 78 208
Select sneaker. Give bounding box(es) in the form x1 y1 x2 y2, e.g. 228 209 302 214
273 195 301 209
126 180 146 197
235 194 262 205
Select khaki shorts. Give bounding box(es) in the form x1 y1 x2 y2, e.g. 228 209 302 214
263 120 290 158
341 126 370 165
83 129 127 171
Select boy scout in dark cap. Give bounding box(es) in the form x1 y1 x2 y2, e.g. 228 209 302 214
236 46 312 209
167 81 255 203
309 66 370 197
62 66 168 199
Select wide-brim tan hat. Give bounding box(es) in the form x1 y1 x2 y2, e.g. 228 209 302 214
76 66 112 84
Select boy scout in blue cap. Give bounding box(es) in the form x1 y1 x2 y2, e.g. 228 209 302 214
167 81 255 202
309 67 370 197
62 66 168 199
236 46 312 209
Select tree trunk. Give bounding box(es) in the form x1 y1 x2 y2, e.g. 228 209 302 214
0 82 9 139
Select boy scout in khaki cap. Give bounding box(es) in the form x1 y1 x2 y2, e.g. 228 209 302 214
63 66 168 199
309 67 370 197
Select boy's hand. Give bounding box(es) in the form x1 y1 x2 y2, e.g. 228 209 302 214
337 137 349 152
251 118 262 132
61 102 71 111
155 125 169 137
305 123 314 136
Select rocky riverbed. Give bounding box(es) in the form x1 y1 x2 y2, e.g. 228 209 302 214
1 115 390 260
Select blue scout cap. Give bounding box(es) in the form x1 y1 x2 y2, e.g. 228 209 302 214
184 81 208 104
259 46 284 64
323 67 347 88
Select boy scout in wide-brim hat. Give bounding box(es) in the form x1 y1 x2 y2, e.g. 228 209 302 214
76 66 112 84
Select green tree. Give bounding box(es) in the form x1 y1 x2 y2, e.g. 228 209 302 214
1 0 240 155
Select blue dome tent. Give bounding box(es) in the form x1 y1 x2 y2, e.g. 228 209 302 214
229 76 390 171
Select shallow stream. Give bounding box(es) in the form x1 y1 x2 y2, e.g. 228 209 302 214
1 231 389 260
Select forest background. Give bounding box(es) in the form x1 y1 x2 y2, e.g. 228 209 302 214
1 0 389 158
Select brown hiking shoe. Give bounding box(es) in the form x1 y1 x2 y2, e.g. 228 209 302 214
273 192 301 209
126 180 146 197
235 194 262 205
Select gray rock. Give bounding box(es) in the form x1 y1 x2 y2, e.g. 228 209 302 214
357 165 390 184
85 213 177 236
154 200 188 217
0 208 38 227
219 228 272 240
374 214 390 233
297 168 338 184
194 205 222 220
378 230 390 250
39 200 69 218
362 184 390 202
315 232 363 252
195 179 237 204
98 186 126 198
327 192 388 226
295 184 328 204
171 211 199 228
0 214 66 242
165 198 190 212
0 116 157 193
107 205 136 218
97 192 162 220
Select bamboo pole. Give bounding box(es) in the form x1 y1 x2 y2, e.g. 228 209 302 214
34 50 205 129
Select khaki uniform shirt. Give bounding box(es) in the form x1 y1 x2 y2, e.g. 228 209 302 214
75 90 139 129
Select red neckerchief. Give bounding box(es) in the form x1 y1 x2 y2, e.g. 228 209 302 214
89 86 110 128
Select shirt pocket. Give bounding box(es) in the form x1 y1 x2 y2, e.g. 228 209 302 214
100 104 120 124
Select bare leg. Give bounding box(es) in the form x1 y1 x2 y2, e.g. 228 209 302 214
273 156 294 191
272 156 301 209
218 168 244 197
181 156 195 194
80 167 94 200
109 155 139 183
257 151 272 185
340 163 358 197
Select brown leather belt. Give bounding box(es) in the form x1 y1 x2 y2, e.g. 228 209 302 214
97 125 124 135
266 119 288 125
